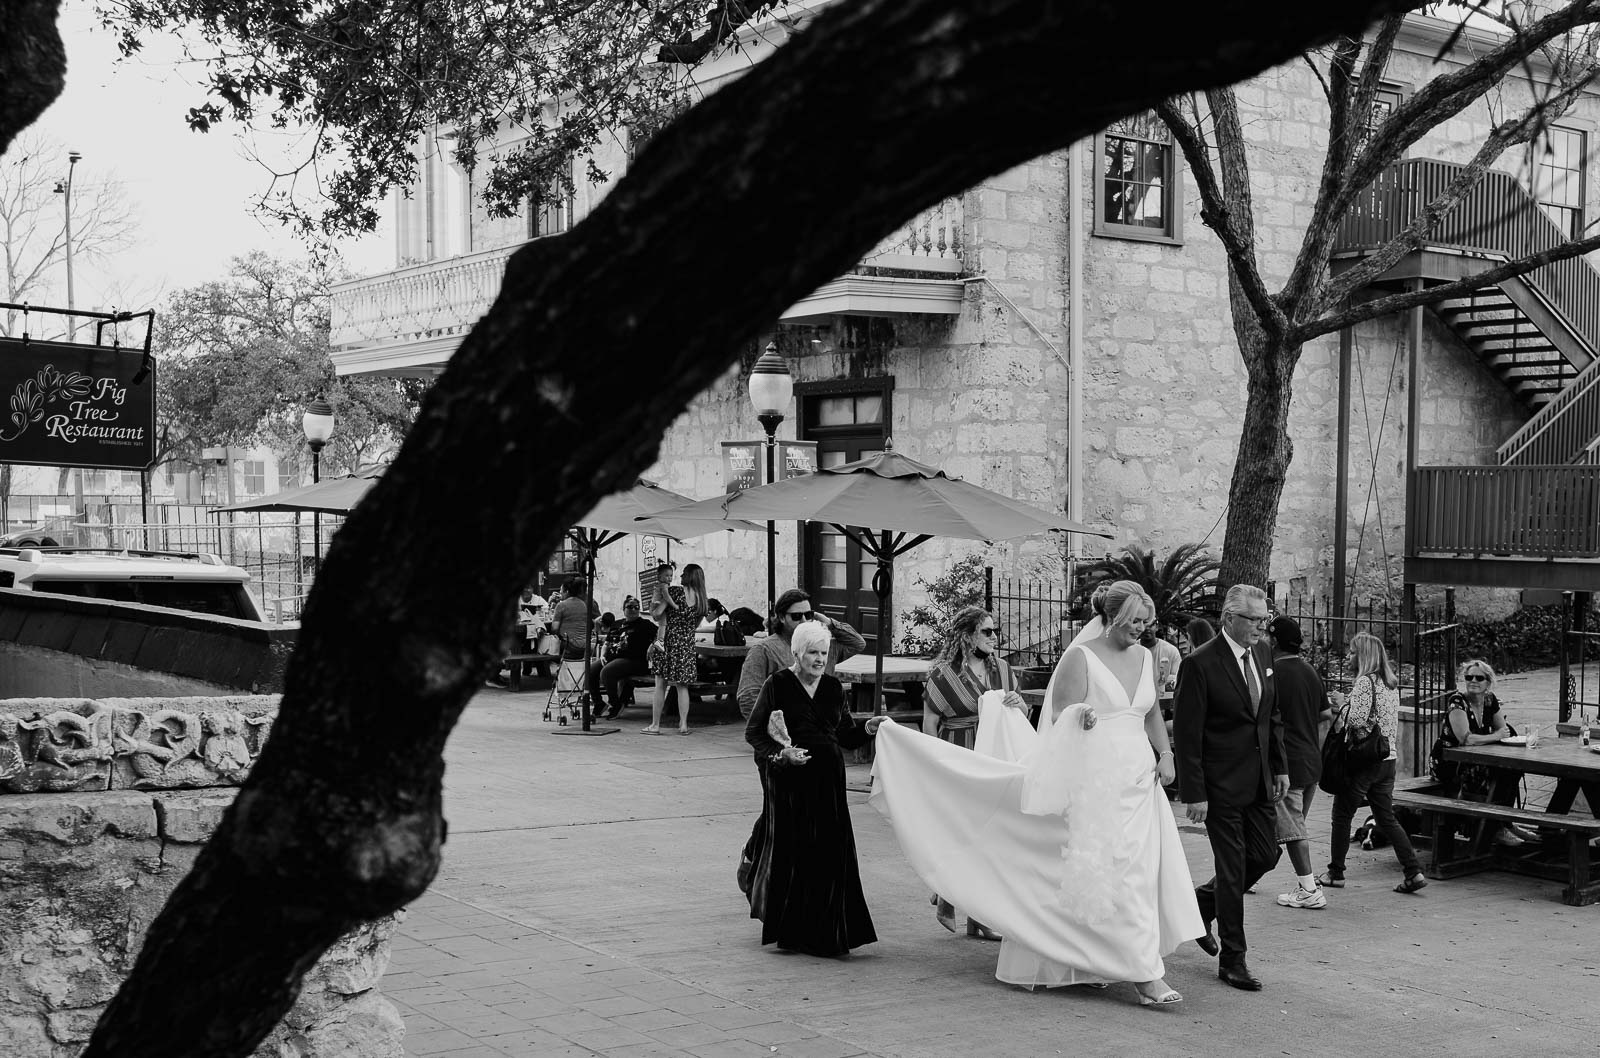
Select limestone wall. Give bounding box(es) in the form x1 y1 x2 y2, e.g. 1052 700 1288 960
0 697 404 1058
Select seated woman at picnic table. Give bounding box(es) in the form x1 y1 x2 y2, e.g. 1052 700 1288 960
1430 659 1539 846
922 604 1029 939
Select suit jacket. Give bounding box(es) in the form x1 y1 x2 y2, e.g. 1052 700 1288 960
1173 635 1287 807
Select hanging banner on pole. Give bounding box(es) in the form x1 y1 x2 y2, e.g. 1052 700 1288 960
721 440 762 496
0 338 155 470
778 440 818 479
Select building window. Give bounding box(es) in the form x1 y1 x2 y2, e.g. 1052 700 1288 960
1094 113 1182 245
242 460 266 496
278 463 298 491
528 157 575 240
1534 126 1586 239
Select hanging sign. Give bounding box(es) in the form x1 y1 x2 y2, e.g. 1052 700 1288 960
0 338 155 470
778 440 818 479
721 440 762 496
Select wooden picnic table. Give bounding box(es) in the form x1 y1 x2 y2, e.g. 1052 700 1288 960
835 654 932 716
1395 737 1600 905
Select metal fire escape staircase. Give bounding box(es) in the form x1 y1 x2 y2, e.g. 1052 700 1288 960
1332 160 1600 587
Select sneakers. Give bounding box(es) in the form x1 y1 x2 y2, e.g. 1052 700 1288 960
1315 870 1345 888
1493 828 1526 847
1276 884 1327 909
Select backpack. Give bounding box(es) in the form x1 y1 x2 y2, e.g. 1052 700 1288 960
713 617 745 647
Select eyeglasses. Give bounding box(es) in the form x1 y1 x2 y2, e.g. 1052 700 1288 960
1463 674 1489 682
785 609 815 621
1225 611 1271 628
977 627 1000 637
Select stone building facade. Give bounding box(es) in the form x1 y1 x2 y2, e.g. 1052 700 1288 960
331 9 1600 635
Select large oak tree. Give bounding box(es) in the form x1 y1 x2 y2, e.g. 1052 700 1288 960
0 1 1423 1054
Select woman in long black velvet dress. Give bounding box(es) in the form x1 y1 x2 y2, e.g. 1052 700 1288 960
744 619 885 956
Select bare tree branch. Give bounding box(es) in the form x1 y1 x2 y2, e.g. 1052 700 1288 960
1157 94 1287 342
1297 227 1600 343
1316 71 1597 313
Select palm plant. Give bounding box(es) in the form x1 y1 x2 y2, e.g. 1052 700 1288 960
1076 543 1220 630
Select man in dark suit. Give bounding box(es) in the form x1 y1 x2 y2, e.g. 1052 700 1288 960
1174 584 1288 991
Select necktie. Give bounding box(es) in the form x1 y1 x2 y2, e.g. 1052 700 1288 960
1243 650 1261 714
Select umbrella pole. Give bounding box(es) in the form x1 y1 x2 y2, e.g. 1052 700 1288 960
554 528 620 736
873 530 891 717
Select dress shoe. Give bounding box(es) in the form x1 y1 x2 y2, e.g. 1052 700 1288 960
934 898 958 934
1218 963 1263 991
1194 922 1219 957
966 919 1002 941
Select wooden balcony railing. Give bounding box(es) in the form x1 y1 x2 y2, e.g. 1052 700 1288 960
330 195 967 355
1410 464 1600 558
1334 159 1600 356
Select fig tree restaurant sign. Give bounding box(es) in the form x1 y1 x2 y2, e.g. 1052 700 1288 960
0 338 155 470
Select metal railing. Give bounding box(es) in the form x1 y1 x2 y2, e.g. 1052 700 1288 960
1334 158 1600 356
1276 593 1458 777
985 567 1069 670
1409 464 1600 557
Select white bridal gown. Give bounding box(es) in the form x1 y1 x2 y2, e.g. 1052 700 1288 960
869 645 1203 986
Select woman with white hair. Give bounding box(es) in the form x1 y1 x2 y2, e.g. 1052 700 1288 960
743 619 886 957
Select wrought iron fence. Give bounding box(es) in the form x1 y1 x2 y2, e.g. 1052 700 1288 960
985 567 1070 672
1557 592 1600 726
1276 594 1459 777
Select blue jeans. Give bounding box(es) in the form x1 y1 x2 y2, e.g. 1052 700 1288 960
1329 759 1421 878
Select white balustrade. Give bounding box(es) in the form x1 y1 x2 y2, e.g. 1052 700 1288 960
330 194 967 353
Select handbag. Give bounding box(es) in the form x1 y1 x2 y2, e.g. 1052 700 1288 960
713 617 745 647
1343 676 1392 768
1318 721 1350 796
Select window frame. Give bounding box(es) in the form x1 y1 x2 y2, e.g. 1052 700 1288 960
1533 123 1588 241
1093 121 1184 246
527 156 576 240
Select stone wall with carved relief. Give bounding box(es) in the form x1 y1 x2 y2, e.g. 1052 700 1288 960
0 696 404 1058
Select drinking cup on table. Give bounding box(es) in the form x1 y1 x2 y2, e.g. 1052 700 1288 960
1525 725 1541 750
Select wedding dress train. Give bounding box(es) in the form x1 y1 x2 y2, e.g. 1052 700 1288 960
870 645 1202 986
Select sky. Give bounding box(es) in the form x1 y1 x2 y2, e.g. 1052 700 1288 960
22 1 394 317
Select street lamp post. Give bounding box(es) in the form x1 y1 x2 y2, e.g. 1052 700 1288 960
301 400 335 568
53 151 81 341
747 342 794 612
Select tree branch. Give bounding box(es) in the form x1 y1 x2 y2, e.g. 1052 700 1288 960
70 1 1424 1054
1332 0 1600 225
1295 228 1600 344
1316 72 1597 312
1156 94 1287 343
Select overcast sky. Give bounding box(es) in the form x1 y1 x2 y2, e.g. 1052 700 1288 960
24 1 393 317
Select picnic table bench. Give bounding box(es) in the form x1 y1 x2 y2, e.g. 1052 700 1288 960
1393 737 1600 906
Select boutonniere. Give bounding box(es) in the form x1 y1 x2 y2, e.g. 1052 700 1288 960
1264 667 1274 678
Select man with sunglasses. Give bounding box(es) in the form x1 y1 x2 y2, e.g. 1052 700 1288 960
1173 583 1289 992
736 588 866 721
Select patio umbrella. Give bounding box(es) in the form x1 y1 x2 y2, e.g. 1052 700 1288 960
559 480 763 735
647 446 1114 714
214 464 385 516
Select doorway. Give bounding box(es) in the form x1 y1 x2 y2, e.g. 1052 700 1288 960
796 378 892 653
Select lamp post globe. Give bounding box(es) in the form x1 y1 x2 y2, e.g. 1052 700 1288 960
301 399 336 568
747 342 793 611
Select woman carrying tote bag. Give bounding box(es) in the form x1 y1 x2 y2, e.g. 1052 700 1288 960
1317 632 1428 896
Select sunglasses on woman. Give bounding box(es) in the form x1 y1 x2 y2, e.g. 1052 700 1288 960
1463 673 1489 682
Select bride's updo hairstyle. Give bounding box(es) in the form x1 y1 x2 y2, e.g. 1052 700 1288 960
1088 583 1111 620
1103 580 1156 632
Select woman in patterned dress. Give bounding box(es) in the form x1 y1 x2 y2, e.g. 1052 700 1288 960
647 563 707 734
921 605 1029 938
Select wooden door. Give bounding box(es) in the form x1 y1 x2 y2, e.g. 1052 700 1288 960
798 383 889 653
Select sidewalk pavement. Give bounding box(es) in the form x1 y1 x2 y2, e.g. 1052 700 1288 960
383 677 1600 1058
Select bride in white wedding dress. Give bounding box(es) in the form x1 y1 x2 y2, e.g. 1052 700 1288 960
870 581 1203 1006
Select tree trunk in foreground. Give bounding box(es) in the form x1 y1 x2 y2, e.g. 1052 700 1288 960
54 1 1418 1054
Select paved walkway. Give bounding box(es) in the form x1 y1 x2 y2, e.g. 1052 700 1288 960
382 676 1600 1058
